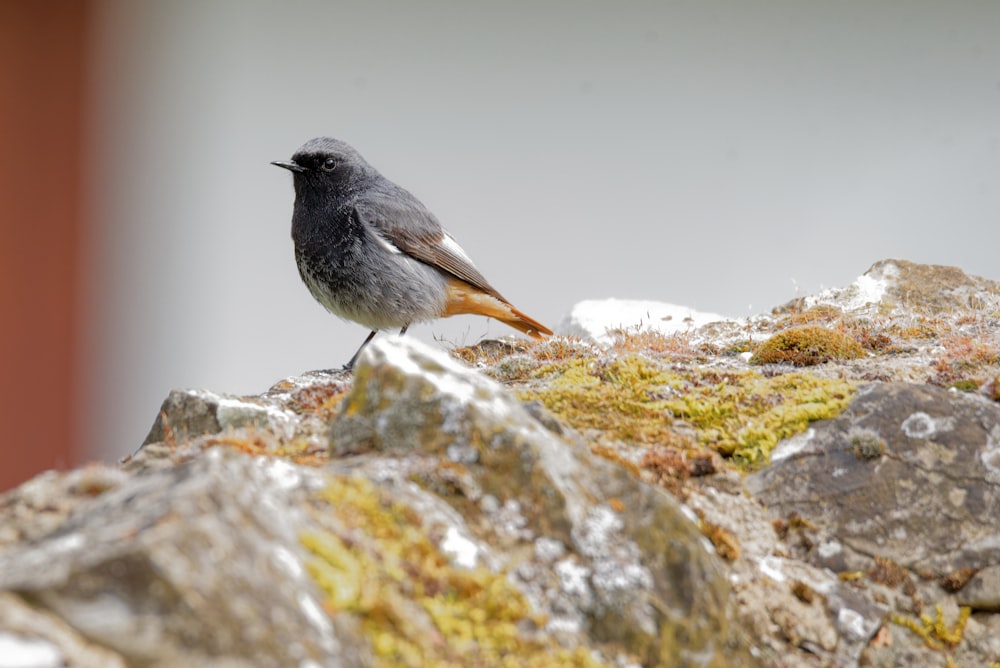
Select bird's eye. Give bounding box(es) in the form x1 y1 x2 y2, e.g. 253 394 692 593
322 158 338 171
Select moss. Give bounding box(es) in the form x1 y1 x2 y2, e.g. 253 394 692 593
774 304 845 328
888 316 951 341
640 447 692 495
950 379 980 392
844 319 897 353
750 325 865 366
849 431 887 460
890 604 971 651
521 354 855 469
451 340 528 366
868 556 910 588
791 581 817 604
285 381 351 417
524 357 678 445
606 325 700 359
208 434 328 467
940 568 978 593
301 476 606 668
698 518 740 561
932 333 1000 389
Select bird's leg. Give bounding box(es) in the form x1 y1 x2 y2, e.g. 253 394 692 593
343 330 378 371
399 325 409 336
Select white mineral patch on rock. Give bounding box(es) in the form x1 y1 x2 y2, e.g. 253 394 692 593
441 526 480 569
556 298 731 344
0 633 62 668
804 262 894 312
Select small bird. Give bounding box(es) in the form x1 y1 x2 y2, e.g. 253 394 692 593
272 137 552 370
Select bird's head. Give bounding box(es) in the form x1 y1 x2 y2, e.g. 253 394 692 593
272 137 375 197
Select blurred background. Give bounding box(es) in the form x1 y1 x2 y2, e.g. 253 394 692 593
2 0 999 490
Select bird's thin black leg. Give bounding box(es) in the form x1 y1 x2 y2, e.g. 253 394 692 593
344 330 378 371
399 325 409 336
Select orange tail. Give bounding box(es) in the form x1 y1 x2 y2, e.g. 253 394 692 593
443 279 553 339
497 304 553 339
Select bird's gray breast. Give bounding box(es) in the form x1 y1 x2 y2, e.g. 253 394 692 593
293 213 449 331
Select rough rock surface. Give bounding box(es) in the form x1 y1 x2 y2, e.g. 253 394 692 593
747 383 1000 575
330 338 753 666
2 258 1000 668
0 451 366 668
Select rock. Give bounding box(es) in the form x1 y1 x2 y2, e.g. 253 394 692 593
799 258 1000 316
747 382 1000 575
556 298 730 344
0 466 128 551
332 336 757 666
7 258 1000 667
0 451 367 668
685 484 885 665
140 370 353 452
141 387 298 446
0 592 127 668
957 566 1000 612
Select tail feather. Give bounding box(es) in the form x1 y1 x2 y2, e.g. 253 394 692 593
443 278 552 339
498 305 553 340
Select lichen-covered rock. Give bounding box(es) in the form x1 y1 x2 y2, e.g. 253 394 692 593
142 387 296 445
141 371 353 453
331 336 757 667
0 450 367 668
747 383 1000 575
0 592 126 668
6 258 1000 668
684 483 886 665
798 258 1000 317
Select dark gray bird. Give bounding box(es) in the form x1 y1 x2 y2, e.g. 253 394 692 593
272 137 552 369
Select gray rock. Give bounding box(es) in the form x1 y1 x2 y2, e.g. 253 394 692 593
9 259 1000 668
957 565 1000 611
141 387 298 446
139 369 352 456
332 336 757 667
799 258 1000 317
747 382 1000 575
686 484 886 666
0 592 127 668
0 450 367 668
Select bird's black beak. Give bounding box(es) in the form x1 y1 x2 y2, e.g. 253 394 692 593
271 160 305 173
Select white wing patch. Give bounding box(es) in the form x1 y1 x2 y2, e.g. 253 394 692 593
442 232 476 267
371 228 402 254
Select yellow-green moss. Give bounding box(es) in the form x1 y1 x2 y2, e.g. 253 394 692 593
521 355 855 469
890 604 971 651
301 476 606 668
750 325 865 366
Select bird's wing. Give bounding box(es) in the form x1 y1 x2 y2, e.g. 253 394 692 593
355 188 506 301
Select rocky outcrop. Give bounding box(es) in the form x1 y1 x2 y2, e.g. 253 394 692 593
2 258 1000 667
0 451 367 668
747 382 1000 666
329 339 753 666
748 382 1000 576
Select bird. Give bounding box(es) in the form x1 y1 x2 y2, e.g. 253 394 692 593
272 137 552 370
